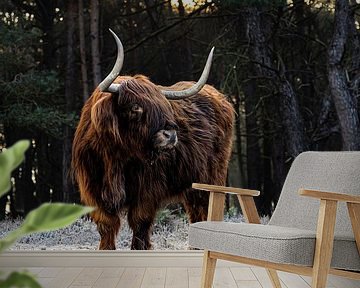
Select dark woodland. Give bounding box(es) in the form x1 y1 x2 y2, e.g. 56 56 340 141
0 0 359 219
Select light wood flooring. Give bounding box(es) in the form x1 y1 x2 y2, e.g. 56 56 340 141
1 251 359 288
2 266 360 288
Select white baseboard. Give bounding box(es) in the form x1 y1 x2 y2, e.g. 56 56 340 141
0 250 247 268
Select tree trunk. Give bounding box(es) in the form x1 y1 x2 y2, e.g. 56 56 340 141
144 0 159 30
243 77 266 214
90 0 101 87
78 0 89 102
22 139 38 214
5 127 37 216
35 0 55 70
35 133 51 204
233 93 245 188
144 0 172 83
244 6 308 158
64 0 77 203
327 0 360 150
243 6 306 215
49 138 64 202
348 0 360 105
126 1 138 70
0 195 6 220
277 79 308 157
0 124 6 219
177 0 193 80
230 92 244 214
270 129 287 208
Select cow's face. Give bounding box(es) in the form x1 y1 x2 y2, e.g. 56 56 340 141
91 29 213 158
113 76 178 156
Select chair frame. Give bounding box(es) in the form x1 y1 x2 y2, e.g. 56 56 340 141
192 183 360 288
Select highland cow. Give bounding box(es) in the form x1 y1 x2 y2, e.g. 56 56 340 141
71 30 234 250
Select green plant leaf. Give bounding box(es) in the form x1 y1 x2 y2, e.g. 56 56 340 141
0 203 94 252
0 271 41 288
0 140 30 197
0 226 27 253
21 203 94 233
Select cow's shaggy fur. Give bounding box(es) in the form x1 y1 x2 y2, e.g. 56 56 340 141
72 75 234 250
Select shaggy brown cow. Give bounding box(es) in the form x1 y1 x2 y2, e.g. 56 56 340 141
72 30 234 250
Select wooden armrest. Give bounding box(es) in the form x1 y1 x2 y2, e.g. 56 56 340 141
193 183 261 223
301 188 360 261
192 183 260 197
299 189 360 204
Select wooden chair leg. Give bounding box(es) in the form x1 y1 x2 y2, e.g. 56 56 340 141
347 202 360 254
201 250 217 288
266 269 282 288
312 200 337 288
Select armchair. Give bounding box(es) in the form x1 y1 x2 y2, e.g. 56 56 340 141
189 152 360 288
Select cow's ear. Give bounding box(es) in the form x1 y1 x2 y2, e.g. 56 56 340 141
91 94 120 139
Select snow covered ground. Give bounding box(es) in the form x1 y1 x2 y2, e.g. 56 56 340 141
0 217 189 250
0 211 247 251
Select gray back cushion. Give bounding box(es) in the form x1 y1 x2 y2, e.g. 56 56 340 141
269 152 360 239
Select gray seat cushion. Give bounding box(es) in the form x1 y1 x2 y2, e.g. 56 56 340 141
189 221 360 271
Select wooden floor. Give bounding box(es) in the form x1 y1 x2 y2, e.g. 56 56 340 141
1 251 359 288
3 266 360 288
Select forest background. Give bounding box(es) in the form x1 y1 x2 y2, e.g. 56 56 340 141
1 0 359 220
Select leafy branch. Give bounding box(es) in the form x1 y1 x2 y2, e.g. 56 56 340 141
0 141 94 287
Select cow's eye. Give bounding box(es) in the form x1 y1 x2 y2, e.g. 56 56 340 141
132 104 140 111
129 104 143 121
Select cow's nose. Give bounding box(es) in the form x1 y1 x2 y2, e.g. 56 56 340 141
153 129 178 150
170 132 177 143
163 130 177 145
163 130 173 139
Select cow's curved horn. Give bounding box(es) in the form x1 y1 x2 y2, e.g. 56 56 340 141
98 29 124 92
162 47 214 99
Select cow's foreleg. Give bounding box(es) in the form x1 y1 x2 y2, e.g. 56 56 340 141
183 188 209 223
92 210 121 250
127 207 155 250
